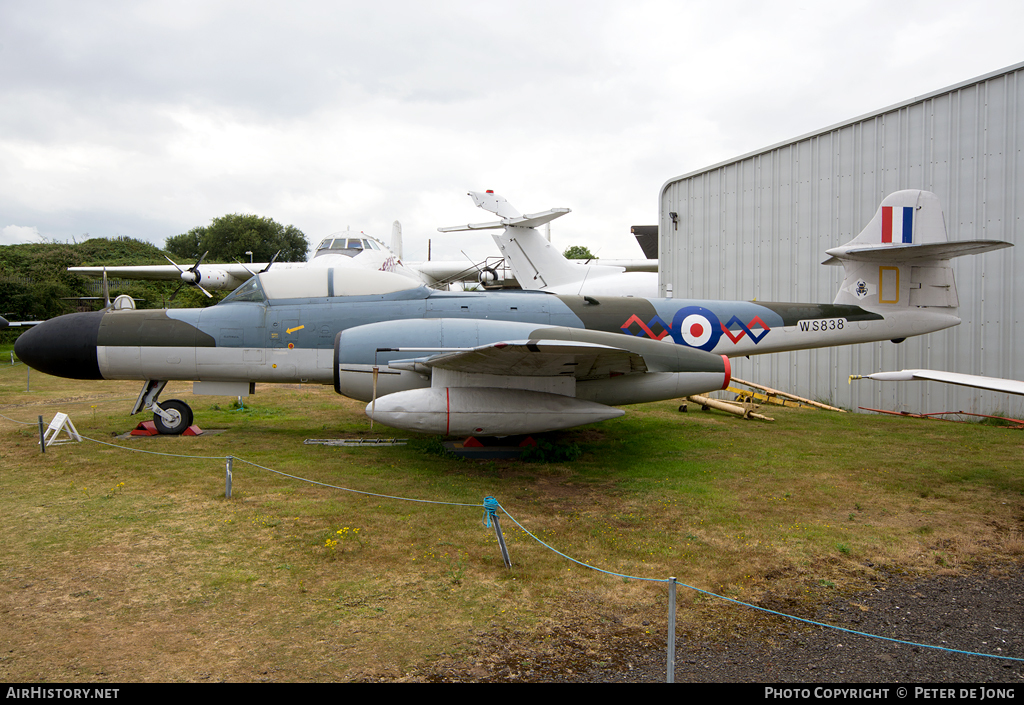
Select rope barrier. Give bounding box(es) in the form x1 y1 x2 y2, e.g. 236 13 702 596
230 455 480 508
0 408 1020 663
494 500 1024 662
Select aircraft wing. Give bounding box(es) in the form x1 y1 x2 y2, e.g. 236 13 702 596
68 263 262 283
366 333 727 435
428 339 647 378
390 339 648 379
0 316 42 329
406 260 494 283
596 259 659 272
853 369 1024 396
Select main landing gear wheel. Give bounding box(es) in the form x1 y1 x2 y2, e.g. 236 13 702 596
154 399 194 435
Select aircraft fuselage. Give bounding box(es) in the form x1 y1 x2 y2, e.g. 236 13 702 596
17 282 958 387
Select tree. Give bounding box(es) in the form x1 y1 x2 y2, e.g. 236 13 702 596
165 214 309 263
562 245 597 260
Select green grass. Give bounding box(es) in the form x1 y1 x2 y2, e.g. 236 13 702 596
0 366 1022 681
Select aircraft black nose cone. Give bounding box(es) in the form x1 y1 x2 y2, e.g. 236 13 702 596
14 311 105 380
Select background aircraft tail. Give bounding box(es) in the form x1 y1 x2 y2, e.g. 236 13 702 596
441 191 617 290
823 189 1010 311
491 227 626 290
391 221 403 261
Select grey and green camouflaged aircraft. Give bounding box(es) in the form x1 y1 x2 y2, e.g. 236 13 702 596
15 190 1010 437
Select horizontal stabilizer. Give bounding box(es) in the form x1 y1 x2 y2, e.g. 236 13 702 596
823 239 1011 265
438 208 571 233
437 219 505 232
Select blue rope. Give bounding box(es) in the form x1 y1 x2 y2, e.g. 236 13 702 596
231 456 480 507
494 499 1024 663
482 496 499 528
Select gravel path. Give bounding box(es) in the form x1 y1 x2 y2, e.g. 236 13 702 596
578 566 1024 683
413 566 1024 683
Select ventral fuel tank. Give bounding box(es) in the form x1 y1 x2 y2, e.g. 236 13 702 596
365 387 624 436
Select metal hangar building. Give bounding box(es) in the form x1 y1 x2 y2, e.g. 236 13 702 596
658 61 1024 416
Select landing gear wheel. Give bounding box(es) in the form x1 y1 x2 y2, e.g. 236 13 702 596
154 399 194 435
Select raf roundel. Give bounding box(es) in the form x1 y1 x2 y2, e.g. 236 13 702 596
670 306 723 352
681 314 712 347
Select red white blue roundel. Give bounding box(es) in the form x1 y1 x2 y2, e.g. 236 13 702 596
670 306 722 352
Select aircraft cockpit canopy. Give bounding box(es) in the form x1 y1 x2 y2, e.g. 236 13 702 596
221 268 420 304
314 234 383 258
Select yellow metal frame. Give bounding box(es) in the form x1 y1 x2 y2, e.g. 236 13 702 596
878 266 900 304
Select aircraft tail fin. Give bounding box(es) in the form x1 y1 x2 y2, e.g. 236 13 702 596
391 221 403 261
450 193 621 290
492 227 624 290
824 190 1011 311
468 190 521 219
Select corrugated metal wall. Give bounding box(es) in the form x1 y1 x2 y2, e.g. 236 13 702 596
660 62 1024 416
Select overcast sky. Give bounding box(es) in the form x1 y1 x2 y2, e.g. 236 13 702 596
1 0 1022 263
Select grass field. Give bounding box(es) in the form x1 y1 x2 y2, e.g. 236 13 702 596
1 358 1022 681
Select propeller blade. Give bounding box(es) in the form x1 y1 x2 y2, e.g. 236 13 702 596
258 250 281 274
168 252 210 287
102 268 111 309
233 259 258 278
164 255 185 272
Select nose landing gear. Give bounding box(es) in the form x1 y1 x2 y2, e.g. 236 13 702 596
132 381 196 436
152 399 194 435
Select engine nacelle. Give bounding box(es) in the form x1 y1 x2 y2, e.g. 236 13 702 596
366 387 624 436
191 268 243 290
178 267 245 290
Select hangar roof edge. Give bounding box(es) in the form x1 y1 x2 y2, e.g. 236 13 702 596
659 60 1024 201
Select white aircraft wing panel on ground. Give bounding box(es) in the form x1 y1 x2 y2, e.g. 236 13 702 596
853 369 1024 396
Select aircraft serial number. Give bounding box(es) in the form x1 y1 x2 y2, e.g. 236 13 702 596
797 318 846 332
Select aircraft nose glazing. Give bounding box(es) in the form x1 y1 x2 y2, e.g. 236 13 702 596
14 311 105 380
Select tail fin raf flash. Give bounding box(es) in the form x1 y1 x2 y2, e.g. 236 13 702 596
824 190 1010 311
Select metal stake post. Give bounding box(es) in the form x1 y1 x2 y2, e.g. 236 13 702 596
37 415 45 454
483 496 512 568
667 577 677 683
225 456 233 498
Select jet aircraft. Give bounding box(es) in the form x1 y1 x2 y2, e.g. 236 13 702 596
440 191 659 297
16 190 1009 437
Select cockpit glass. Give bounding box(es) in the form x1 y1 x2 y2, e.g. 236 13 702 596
220 276 266 304
315 237 369 258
